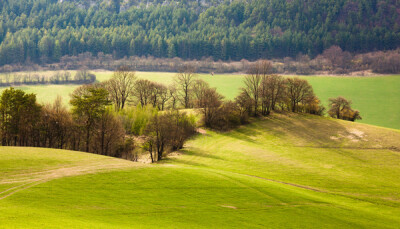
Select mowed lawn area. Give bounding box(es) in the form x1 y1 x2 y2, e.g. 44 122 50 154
1 114 400 228
1 71 399 129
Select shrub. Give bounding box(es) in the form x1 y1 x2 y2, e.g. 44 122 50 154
118 105 158 135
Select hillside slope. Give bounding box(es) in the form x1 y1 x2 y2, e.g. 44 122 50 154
1 114 400 228
174 113 400 205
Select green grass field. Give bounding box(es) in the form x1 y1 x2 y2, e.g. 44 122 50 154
1 114 400 228
1 71 399 129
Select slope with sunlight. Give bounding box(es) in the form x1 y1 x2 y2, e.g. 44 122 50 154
1 114 400 228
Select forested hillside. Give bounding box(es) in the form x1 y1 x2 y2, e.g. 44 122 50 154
0 0 399 65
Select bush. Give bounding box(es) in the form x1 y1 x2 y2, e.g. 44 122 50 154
118 105 158 135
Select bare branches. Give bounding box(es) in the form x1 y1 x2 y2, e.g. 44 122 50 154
285 77 314 112
104 66 137 111
175 64 197 108
243 60 272 116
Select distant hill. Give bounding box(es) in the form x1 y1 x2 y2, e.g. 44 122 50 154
0 0 399 65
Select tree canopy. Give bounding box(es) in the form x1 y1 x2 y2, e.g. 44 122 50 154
0 0 399 65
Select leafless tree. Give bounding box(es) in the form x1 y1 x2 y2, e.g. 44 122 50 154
192 79 211 108
154 83 170 110
145 111 195 162
41 96 73 149
168 84 178 109
201 88 224 127
133 79 154 107
323 46 353 70
243 60 271 116
92 109 125 156
285 77 314 112
105 66 137 110
259 74 286 115
235 90 252 122
175 64 197 108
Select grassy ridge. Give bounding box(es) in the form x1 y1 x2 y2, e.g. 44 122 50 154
1 71 399 129
1 115 400 228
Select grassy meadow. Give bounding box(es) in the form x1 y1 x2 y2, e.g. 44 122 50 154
1 114 400 228
0 71 399 129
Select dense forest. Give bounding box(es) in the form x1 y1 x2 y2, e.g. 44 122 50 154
0 0 400 65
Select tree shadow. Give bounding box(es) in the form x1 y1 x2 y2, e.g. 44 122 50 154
221 123 266 145
253 114 354 147
179 147 225 160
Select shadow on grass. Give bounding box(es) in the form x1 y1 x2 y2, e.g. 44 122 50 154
180 148 225 161
221 122 266 145
253 114 352 147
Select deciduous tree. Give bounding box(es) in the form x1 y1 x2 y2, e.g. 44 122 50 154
328 96 361 121
175 64 197 108
70 85 111 152
105 66 136 110
285 77 314 112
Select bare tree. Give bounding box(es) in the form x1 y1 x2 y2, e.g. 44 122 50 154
92 109 125 156
41 96 72 149
285 77 314 112
133 79 154 106
168 84 178 109
145 111 195 162
201 88 224 127
192 79 210 108
105 66 137 110
150 83 162 108
154 83 170 110
323 46 353 70
175 64 197 108
243 60 271 116
235 90 252 122
75 67 89 81
259 74 286 115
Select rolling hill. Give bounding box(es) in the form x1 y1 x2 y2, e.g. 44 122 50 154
1 114 400 228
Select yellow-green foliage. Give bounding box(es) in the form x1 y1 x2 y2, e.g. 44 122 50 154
118 105 158 135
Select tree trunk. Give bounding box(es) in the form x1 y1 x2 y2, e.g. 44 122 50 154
86 126 90 152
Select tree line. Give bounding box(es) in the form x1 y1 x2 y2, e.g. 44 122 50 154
0 68 96 86
0 0 399 66
188 60 361 130
0 63 361 162
3 46 400 76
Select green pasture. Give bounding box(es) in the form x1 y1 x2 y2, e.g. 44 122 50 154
1 114 400 228
0 71 399 129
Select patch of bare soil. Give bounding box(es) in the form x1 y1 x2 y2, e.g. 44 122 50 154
220 205 237 209
197 128 207 135
330 128 367 143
